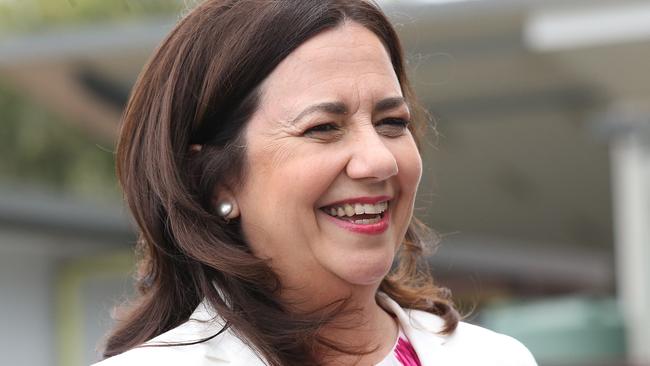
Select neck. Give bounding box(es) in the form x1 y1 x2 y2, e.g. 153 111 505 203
282 283 398 366
319 291 398 366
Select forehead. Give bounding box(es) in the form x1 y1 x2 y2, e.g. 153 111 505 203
257 22 402 115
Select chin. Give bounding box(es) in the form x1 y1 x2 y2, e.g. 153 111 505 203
332 251 395 287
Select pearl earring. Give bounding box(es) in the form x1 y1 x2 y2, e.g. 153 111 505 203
218 201 233 218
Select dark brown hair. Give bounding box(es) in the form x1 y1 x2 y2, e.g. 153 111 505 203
105 0 459 365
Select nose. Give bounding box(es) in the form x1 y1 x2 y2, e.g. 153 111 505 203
345 129 398 181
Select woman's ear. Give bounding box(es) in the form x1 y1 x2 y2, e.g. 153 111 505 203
213 186 240 220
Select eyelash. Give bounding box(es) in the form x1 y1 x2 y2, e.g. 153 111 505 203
304 123 340 134
379 118 410 128
303 118 410 135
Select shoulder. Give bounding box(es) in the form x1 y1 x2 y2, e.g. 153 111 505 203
91 343 204 366
91 326 259 366
408 309 538 365
450 318 537 363
91 323 217 366
92 302 263 366
377 292 535 365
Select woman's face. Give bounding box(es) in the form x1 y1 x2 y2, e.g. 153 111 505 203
231 22 422 296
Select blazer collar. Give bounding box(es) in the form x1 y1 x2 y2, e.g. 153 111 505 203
186 301 267 365
376 292 451 365
184 294 450 365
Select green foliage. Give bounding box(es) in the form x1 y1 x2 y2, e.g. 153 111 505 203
0 79 119 201
0 0 191 198
0 0 185 35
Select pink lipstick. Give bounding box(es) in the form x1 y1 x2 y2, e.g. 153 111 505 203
323 210 390 234
320 196 391 235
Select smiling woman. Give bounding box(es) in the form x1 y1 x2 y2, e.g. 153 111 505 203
95 1 537 366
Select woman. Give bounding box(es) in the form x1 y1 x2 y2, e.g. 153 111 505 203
96 1 537 365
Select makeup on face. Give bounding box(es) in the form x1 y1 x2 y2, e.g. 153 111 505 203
234 22 422 288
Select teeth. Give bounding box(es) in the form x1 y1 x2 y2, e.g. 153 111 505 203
352 217 382 224
363 202 387 214
344 204 355 217
324 201 388 218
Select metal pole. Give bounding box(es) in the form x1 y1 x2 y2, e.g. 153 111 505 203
610 112 650 364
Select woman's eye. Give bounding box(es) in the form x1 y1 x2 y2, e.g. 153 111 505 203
303 123 340 136
380 118 409 127
376 118 410 137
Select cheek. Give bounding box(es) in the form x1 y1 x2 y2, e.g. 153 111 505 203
240 143 341 227
393 142 422 236
396 142 423 194
270 155 342 210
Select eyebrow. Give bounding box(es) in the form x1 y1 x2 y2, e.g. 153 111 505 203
289 96 407 125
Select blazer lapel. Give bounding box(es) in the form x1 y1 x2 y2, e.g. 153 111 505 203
377 293 451 365
203 329 267 366
186 300 267 365
190 294 453 365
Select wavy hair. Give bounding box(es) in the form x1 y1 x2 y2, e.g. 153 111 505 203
104 0 459 365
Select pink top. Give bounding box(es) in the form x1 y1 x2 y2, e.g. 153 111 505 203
375 329 422 366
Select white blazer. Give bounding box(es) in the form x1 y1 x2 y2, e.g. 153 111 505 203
93 292 537 366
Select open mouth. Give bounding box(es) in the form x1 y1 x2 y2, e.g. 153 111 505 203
320 201 388 225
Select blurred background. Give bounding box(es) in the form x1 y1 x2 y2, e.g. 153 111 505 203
1 0 648 365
